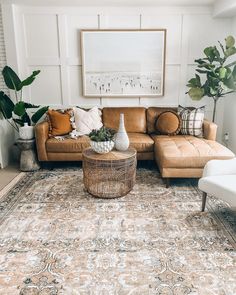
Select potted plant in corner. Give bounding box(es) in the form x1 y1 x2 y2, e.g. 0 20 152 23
186 35 236 122
89 127 116 154
0 66 48 139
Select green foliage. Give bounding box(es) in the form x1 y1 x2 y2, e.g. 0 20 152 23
20 70 40 88
2 66 22 91
31 106 49 124
0 91 15 119
188 87 204 101
187 35 236 101
2 66 40 91
0 66 48 131
89 127 116 142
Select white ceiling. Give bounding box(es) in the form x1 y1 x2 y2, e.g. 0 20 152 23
2 0 216 7
2 0 236 17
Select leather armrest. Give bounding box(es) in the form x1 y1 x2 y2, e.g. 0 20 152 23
203 120 217 141
35 121 49 161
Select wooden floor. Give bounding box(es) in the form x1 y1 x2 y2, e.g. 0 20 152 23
0 163 21 191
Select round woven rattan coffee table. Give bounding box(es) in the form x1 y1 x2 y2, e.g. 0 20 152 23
82 147 137 198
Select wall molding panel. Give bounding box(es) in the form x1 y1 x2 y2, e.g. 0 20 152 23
2 5 229 112
0 3 232 159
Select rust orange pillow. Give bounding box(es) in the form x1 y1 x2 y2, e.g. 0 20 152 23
155 111 181 135
47 109 73 137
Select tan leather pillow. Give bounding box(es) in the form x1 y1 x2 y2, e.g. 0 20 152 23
47 109 73 137
155 111 181 135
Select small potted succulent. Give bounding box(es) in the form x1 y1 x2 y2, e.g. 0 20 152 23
89 127 116 154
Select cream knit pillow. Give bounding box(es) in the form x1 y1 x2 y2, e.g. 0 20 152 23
73 106 103 136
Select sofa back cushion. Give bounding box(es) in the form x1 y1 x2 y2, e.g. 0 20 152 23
47 109 73 137
155 111 181 135
102 107 147 133
147 107 177 134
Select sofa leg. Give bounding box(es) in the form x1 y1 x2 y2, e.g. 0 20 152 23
165 178 170 188
201 192 207 212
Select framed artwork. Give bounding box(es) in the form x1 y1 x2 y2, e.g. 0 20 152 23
81 29 166 97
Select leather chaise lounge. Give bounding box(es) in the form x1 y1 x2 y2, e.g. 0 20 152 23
35 107 235 184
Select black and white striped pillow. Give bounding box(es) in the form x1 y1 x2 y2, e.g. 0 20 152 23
178 105 205 137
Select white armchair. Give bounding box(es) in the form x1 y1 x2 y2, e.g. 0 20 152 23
198 158 236 211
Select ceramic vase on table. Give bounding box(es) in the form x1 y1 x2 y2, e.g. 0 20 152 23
115 113 129 151
90 140 114 154
19 123 35 140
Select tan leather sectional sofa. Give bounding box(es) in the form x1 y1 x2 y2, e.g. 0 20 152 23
35 107 235 182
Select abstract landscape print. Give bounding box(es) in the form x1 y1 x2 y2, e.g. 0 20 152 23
81 30 166 97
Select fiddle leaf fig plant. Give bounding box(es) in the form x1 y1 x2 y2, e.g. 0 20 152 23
186 35 236 122
0 66 48 131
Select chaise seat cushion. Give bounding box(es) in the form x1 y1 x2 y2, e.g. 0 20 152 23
152 135 235 169
46 136 90 153
128 133 154 152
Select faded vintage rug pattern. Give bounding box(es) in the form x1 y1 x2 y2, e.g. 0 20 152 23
0 168 235 295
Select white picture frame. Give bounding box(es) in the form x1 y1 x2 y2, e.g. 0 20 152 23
81 29 166 97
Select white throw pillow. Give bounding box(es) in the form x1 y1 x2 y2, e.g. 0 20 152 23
73 106 103 135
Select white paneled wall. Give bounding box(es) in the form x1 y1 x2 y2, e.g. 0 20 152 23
8 5 231 115
0 5 233 167
0 5 15 168
222 16 236 153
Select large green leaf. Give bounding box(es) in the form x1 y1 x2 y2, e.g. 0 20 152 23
196 69 210 74
13 118 24 127
23 102 40 109
213 46 221 62
225 46 236 58
187 75 202 88
0 91 15 119
195 58 207 65
210 87 217 96
223 76 236 90
2 66 22 91
198 63 215 70
232 65 236 79
14 101 26 117
20 70 40 88
225 60 236 68
204 46 216 63
219 67 227 79
31 106 48 124
188 87 204 101
14 101 39 117
225 36 235 48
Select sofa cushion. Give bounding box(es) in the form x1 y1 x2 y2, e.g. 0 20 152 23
155 111 181 135
147 107 177 134
103 107 147 133
46 136 90 153
47 109 73 137
178 105 205 137
152 135 235 168
73 106 103 135
128 133 154 152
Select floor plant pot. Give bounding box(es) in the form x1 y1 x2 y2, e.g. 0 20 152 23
90 140 114 154
19 123 34 140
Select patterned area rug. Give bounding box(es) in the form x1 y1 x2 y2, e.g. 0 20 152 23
0 168 235 295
